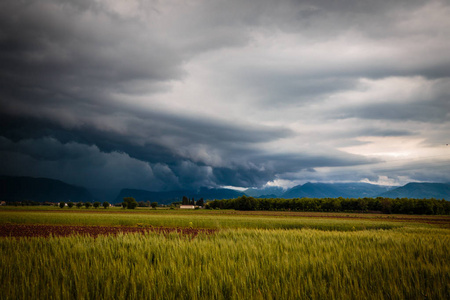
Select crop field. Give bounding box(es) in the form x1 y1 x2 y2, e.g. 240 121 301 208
1 207 449 299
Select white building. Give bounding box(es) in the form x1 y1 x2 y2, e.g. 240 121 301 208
179 205 195 209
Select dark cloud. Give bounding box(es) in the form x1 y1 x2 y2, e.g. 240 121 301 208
1 0 449 189
0 137 162 190
0 1 185 83
0 104 294 165
0 129 379 190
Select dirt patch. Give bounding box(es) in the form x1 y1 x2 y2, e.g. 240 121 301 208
0 224 217 238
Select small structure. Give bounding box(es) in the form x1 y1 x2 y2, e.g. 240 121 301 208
179 205 195 209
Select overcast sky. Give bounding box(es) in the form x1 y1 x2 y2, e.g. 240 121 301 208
1 0 449 191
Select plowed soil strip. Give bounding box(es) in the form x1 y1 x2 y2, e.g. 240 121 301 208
0 224 217 238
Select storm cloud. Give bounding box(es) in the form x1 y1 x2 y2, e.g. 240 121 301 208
1 0 449 190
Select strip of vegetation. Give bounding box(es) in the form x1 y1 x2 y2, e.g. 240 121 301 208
206 196 450 215
0 211 401 231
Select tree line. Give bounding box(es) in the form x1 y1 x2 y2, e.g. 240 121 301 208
3 197 159 209
206 195 450 215
58 201 110 209
181 196 204 206
121 197 157 209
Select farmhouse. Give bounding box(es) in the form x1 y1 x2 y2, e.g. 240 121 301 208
179 205 195 209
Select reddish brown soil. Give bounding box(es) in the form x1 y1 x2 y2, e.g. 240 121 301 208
0 224 217 238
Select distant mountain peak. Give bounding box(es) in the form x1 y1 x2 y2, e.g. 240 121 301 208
244 186 285 198
380 182 450 199
281 182 396 199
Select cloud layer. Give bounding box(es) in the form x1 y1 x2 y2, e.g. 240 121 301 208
1 0 449 190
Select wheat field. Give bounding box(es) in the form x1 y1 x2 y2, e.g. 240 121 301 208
0 209 449 299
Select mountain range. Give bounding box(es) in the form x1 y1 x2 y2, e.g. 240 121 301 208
280 182 394 199
1 176 449 204
114 187 245 204
0 176 93 203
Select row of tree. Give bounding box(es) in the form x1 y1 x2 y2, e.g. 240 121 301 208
121 197 157 209
3 198 158 209
59 201 110 209
182 196 204 206
2 200 41 206
206 196 450 215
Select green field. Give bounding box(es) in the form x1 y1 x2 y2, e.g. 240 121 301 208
0 209 404 231
1 207 449 299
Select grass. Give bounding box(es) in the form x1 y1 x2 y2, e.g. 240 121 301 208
0 208 449 299
0 209 404 231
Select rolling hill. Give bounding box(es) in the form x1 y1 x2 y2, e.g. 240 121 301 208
0 176 93 203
